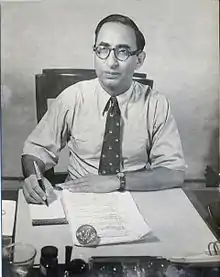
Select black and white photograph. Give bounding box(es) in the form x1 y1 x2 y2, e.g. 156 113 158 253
1 0 219 276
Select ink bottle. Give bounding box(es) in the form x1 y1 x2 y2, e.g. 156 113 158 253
40 246 59 277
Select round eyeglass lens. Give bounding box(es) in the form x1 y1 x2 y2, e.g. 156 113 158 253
96 46 109 59
115 48 129 61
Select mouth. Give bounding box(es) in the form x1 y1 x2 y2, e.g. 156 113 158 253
104 71 120 78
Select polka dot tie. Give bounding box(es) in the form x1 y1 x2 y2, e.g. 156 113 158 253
98 96 121 175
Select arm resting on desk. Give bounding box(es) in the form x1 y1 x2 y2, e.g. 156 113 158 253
64 167 186 193
21 156 185 192
126 167 185 191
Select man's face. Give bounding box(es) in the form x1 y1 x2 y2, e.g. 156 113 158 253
94 22 141 95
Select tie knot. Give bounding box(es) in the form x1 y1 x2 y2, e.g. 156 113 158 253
103 96 120 116
110 96 120 115
110 96 117 106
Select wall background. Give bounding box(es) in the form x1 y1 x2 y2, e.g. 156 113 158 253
1 0 219 181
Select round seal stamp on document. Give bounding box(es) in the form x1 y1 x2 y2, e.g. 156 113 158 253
76 224 99 246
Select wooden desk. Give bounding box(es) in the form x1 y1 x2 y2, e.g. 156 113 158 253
4 185 219 240
11 186 219 265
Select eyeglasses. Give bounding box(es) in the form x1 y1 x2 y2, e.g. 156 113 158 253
93 45 141 61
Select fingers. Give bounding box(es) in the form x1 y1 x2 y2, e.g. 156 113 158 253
67 178 86 185
23 174 47 204
23 185 41 204
43 177 54 194
59 175 118 193
68 186 84 193
64 178 89 193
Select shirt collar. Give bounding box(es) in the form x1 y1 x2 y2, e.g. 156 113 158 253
95 79 135 115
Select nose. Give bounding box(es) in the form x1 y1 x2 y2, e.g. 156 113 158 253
106 49 119 69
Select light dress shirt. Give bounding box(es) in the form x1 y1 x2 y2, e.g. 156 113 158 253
23 78 186 179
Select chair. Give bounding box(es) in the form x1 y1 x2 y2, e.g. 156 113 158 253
35 68 154 183
204 165 219 187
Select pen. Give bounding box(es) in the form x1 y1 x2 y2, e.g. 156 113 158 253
33 161 49 206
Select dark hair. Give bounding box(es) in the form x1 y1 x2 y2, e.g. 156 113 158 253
94 14 145 51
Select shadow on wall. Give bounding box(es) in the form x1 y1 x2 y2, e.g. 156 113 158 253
207 127 219 172
204 126 219 187
204 127 219 187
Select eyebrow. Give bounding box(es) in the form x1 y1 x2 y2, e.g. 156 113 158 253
98 42 131 49
117 44 131 49
98 42 110 47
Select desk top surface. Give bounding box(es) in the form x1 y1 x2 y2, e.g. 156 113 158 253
11 187 220 265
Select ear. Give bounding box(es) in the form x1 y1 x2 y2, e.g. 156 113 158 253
135 51 146 70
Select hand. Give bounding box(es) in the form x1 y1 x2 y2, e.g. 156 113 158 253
62 174 120 193
23 174 54 204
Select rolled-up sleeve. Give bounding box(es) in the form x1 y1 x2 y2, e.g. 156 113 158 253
147 92 186 171
22 91 73 171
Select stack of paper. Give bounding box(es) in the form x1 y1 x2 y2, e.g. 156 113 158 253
29 192 67 226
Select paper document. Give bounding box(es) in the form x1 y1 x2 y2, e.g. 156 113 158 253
29 192 67 225
2 200 16 236
62 190 151 246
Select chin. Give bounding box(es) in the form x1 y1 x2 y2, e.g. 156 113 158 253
103 79 121 90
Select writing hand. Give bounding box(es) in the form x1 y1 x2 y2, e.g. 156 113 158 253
62 174 120 193
23 174 53 204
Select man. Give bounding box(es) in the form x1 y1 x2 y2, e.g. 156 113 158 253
22 14 186 204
